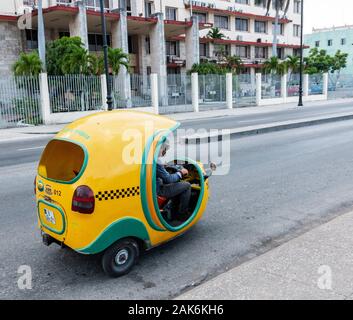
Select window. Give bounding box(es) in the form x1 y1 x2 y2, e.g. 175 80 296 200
214 44 230 57
145 37 151 54
145 1 153 17
328 39 333 46
166 41 180 57
23 0 36 6
199 43 209 57
255 0 266 7
128 36 137 54
255 21 267 33
341 38 346 45
86 0 109 11
194 12 207 24
293 24 301 37
272 23 284 35
236 46 250 58
293 48 301 56
277 48 284 59
294 0 301 14
38 140 85 183
315 40 320 47
214 15 229 30
235 0 249 4
25 29 38 50
236 18 249 32
165 7 177 20
255 46 268 59
88 33 111 52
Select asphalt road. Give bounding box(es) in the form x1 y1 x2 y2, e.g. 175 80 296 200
2 119 353 299
2 100 353 168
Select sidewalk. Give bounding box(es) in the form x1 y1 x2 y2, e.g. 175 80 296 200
1 98 353 143
176 210 353 300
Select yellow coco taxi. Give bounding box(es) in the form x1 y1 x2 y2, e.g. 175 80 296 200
35 110 214 277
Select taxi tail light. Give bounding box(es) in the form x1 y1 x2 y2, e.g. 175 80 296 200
72 186 95 214
34 177 37 195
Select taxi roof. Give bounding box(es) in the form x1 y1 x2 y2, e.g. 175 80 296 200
55 110 180 147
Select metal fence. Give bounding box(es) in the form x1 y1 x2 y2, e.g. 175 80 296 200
0 76 42 128
112 74 151 108
158 74 192 114
48 75 103 113
328 74 353 100
232 73 256 107
199 74 227 107
261 74 282 99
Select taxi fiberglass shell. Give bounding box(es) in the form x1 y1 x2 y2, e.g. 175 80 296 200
35 110 213 277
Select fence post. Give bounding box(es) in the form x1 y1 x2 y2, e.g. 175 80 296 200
191 73 199 113
100 74 108 111
323 73 329 98
226 73 233 109
151 73 159 114
281 73 287 103
256 73 262 106
304 74 309 97
39 73 51 125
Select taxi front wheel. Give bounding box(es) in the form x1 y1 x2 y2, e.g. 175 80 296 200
102 238 140 277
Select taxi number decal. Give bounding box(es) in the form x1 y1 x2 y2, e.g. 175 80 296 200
54 190 61 196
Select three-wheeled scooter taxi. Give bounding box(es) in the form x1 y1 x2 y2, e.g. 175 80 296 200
35 110 213 277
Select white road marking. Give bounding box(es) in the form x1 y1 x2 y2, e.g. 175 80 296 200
17 146 45 151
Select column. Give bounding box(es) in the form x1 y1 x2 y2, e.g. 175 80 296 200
256 73 262 106
226 73 233 109
185 15 200 70
69 0 88 50
150 12 168 106
111 0 132 108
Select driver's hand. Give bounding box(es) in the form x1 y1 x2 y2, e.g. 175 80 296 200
180 168 189 176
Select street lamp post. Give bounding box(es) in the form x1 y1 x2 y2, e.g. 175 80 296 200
99 0 113 111
298 0 304 107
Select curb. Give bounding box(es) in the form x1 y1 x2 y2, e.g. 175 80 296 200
183 113 353 144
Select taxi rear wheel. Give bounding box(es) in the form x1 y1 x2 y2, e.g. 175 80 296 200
102 238 139 278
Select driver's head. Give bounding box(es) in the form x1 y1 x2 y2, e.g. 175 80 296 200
159 139 170 158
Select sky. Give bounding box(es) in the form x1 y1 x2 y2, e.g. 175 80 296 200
304 0 353 34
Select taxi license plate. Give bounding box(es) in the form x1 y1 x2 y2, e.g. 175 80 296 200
44 208 56 225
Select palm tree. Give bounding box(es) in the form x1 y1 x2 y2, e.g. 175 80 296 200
13 52 42 76
226 55 243 74
87 54 105 75
61 46 90 74
108 48 130 75
263 56 287 75
285 55 300 82
266 0 291 57
207 27 226 40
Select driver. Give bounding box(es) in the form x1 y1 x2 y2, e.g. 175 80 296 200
156 140 191 219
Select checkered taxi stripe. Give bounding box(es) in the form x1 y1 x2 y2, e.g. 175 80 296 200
95 186 140 201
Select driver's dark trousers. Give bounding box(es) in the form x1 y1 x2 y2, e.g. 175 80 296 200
159 181 191 216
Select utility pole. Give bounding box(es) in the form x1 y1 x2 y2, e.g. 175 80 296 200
37 0 46 71
298 0 304 107
99 0 113 111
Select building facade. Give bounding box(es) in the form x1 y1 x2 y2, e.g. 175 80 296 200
305 25 353 75
0 0 303 75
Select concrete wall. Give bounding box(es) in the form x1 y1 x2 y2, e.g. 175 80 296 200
0 21 22 76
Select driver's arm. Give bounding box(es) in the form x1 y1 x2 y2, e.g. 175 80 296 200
157 164 182 184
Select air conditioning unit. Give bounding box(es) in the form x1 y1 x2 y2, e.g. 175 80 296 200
236 35 244 41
